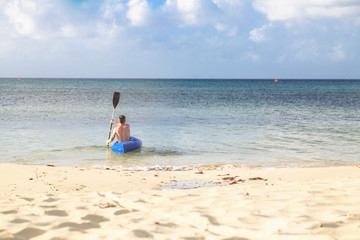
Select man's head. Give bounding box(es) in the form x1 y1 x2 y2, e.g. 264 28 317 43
119 115 126 124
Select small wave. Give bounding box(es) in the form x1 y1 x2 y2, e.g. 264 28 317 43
139 146 186 156
92 163 251 172
51 145 105 152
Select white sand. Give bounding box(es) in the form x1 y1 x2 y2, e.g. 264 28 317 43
1 164 360 239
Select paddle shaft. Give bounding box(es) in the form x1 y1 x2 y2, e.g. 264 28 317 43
108 108 116 142
107 92 120 146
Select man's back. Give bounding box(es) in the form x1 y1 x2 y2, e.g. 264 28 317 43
115 123 130 142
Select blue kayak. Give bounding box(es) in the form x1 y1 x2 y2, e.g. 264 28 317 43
111 136 142 153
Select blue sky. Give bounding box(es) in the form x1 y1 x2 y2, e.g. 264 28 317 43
0 0 359 79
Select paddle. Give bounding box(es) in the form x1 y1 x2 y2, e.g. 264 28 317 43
107 92 120 146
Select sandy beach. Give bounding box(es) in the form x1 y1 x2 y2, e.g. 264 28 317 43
1 164 360 240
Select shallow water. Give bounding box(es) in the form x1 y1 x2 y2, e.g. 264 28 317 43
1 78 359 168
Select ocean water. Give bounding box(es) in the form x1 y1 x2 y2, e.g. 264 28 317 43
1 78 359 169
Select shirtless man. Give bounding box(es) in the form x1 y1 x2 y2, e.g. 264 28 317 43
106 115 130 145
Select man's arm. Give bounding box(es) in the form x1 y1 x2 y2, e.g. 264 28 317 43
106 129 117 145
110 119 118 125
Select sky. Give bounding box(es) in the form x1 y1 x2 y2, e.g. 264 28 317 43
0 0 360 79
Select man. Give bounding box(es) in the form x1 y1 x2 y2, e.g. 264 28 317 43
106 115 130 145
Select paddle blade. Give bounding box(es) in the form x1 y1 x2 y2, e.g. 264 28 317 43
113 92 120 108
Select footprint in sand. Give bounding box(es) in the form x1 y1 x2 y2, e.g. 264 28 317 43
12 227 45 240
201 214 220 226
21 197 34 202
114 209 131 215
154 222 177 228
39 204 58 209
55 222 99 231
222 237 250 240
1 209 18 214
43 197 59 203
320 222 342 228
133 229 153 238
11 219 30 224
54 214 109 232
183 236 205 240
45 210 69 217
81 214 109 224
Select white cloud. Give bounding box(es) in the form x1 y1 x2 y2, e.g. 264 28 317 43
0 0 127 42
3 0 38 37
127 0 151 26
215 23 237 36
211 0 244 36
213 0 242 8
161 0 242 38
249 28 265 42
249 24 271 42
162 0 207 26
101 0 126 20
253 0 360 21
212 0 243 14
0 0 73 39
176 0 201 25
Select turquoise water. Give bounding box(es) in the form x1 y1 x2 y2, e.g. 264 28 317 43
1 78 359 168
